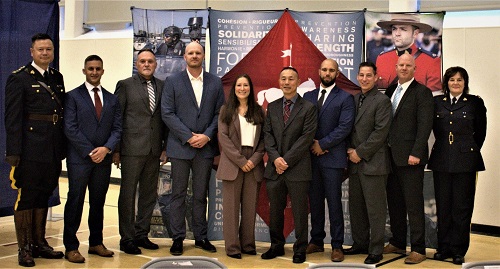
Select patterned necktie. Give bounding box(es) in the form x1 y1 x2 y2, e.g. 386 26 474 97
283 100 292 124
392 85 403 114
452 97 457 106
317 89 326 111
147 80 155 112
358 94 366 110
92 88 102 119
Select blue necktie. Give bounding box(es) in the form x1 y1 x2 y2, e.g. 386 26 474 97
392 85 403 114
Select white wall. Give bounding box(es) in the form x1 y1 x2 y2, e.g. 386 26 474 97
59 12 500 227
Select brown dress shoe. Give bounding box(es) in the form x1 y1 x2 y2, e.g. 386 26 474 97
65 250 85 263
306 243 324 254
383 243 406 254
331 248 344 262
88 244 114 257
404 251 427 264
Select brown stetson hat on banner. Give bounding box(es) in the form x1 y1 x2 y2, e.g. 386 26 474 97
377 14 433 33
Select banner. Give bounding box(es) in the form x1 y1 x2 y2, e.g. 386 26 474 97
365 11 444 91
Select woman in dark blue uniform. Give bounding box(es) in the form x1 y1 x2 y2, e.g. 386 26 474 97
428 66 487 265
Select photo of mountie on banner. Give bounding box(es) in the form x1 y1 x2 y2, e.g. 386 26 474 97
131 8 208 80
365 12 444 92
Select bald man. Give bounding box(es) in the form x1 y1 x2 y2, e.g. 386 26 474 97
162 42 225 255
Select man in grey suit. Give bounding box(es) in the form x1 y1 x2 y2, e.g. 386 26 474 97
261 67 317 264
383 53 433 264
344 62 392 264
113 49 168 255
162 42 224 255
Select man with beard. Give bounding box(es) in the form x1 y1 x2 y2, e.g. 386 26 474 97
303 59 355 262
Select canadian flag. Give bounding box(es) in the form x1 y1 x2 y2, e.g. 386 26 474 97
220 10 360 238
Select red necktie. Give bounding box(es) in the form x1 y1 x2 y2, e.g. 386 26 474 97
93 88 102 119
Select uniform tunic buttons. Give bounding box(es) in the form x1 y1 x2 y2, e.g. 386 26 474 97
54 109 57 112
450 121 453 125
52 97 54 99
36 90 40 93
29 127 33 131
450 112 453 115
471 148 474 151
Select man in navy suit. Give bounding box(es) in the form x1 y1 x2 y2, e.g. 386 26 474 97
303 59 355 262
63 55 122 263
162 42 224 255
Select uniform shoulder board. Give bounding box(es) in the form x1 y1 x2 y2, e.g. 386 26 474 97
417 47 438 58
49 67 61 75
12 66 26 74
379 48 395 56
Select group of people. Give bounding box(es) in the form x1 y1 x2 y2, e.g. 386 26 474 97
4 30 485 268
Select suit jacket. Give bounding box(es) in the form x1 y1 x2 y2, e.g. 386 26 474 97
162 70 225 159
303 86 355 169
428 94 486 172
4 64 66 163
216 107 265 182
114 74 167 157
64 84 122 164
263 95 317 181
385 79 434 167
348 87 392 175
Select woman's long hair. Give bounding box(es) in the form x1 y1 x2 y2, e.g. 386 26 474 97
220 74 264 126
442 66 470 95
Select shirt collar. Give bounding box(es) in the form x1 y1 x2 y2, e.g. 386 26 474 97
85 81 101 91
31 61 48 76
187 68 204 82
321 83 335 93
398 77 415 90
283 93 299 104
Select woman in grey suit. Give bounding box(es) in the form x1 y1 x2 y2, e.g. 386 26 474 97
216 74 265 259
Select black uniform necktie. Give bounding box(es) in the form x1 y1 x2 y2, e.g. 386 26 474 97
43 70 49 81
452 97 457 106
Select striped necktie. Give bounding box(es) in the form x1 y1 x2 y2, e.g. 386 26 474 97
392 85 403 114
147 80 155 112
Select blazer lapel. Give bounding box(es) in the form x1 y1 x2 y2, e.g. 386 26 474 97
284 97 303 130
394 80 415 116
134 76 151 113
182 71 200 111
78 84 99 121
319 86 338 118
233 113 242 143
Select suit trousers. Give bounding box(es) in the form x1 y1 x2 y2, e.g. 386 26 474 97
169 155 213 241
222 147 260 255
64 163 111 251
348 172 387 255
387 164 426 254
309 165 344 248
433 171 476 256
266 176 310 254
118 154 160 244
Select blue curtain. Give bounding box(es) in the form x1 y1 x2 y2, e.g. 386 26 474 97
0 0 60 215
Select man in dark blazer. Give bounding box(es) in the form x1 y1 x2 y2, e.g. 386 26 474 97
261 67 317 264
63 55 121 263
5 33 66 267
162 42 224 255
383 53 433 264
344 62 392 264
114 49 168 255
302 59 355 263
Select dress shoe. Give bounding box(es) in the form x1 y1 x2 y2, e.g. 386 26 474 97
364 254 383 264
452 255 465 265
170 239 183 256
134 238 159 250
306 243 324 254
344 246 368 255
242 250 257 255
227 253 242 259
293 252 306 263
120 241 141 255
404 251 427 264
36 244 64 259
331 248 344 262
383 243 406 254
261 248 285 259
65 250 85 263
88 244 114 257
195 239 217 252
433 251 452 260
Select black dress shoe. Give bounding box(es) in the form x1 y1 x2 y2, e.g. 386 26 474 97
195 239 216 252
434 251 452 260
344 247 369 255
227 253 242 259
170 239 183 256
452 255 465 265
261 248 285 259
293 253 306 263
134 238 159 250
242 250 257 255
120 241 141 255
364 254 383 264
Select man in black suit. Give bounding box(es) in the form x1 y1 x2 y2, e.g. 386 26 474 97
63 55 122 263
114 49 168 254
261 67 317 264
383 53 433 264
4 33 66 267
345 62 392 264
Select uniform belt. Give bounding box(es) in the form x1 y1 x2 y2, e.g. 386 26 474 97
27 113 60 124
